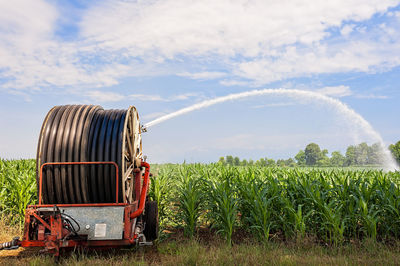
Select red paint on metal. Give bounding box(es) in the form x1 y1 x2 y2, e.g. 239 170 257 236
38 225 45 241
135 168 141 202
31 211 51 231
23 209 31 241
130 162 150 219
20 240 45 247
123 203 138 240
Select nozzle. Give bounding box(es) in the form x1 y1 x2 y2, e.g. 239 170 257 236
141 124 147 133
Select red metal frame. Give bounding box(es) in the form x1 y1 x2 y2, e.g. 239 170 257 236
19 161 151 256
130 161 150 219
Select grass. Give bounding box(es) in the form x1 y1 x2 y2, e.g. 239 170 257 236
2 224 400 265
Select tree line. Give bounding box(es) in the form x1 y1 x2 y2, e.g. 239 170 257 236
218 141 400 167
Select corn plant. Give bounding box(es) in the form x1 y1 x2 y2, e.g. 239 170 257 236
147 165 176 226
237 174 281 241
283 203 313 240
0 159 37 225
206 168 239 245
175 166 205 237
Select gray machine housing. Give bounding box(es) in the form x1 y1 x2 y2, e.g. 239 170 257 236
37 206 126 240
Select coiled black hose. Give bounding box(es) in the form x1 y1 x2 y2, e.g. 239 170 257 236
36 105 141 204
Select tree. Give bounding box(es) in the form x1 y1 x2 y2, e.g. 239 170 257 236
305 143 321 166
317 149 330 166
266 158 276 167
276 159 285 167
355 142 369 165
345 145 356 166
285 158 296 167
234 156 240 166
330 151 345 167
367 143 382 165
241 159 248 166
248 159 254 166
389 141 400 165
218 157 225 165
294 150 306 166
226 155 233 165
256 158 266 167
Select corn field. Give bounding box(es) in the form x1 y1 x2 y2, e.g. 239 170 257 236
148 164 400 245
1 159 400 245
0 159 36 226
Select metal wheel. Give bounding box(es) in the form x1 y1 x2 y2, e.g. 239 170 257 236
121 106 143 203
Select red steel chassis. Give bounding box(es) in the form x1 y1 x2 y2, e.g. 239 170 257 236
17 161 151 256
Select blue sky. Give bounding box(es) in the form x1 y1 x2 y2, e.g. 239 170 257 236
0 0 400 163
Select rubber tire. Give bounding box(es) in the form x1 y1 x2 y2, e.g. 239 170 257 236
143 201 159 241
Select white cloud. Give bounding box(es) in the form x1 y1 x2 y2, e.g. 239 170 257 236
84 90 200 103
84 90 125 102
354 94 389 99
234 38 400 85
316 85 353 97
1 0 400 95
129 94 164 102
78 0 400 87
219 79 253 87
341 24 355 36
0 1 138 92
178 71 226 80
129 93 199 102
81 0 397 56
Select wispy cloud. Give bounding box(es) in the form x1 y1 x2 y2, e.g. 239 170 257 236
219 79 254 87
316 85 353 97
84 90 125 102
178 71 226 80
354 94 389 99
340 24 355 36
85 90 200 103
78 0 400 86
1 0 400 97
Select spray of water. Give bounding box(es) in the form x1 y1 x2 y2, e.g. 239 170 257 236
144 88 398 171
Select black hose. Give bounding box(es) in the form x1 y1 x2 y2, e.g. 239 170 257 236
36 105 134 204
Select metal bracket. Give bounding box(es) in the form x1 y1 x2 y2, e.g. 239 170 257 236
138 241 153 246
137 233 153 246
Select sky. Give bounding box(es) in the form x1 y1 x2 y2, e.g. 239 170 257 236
0 0 400 163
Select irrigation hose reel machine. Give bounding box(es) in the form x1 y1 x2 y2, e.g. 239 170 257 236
3 105 158 257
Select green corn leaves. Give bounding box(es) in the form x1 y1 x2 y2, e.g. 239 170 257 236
158 165 400 245
0 159 36 226
176 166 205 238
2 159 400 245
